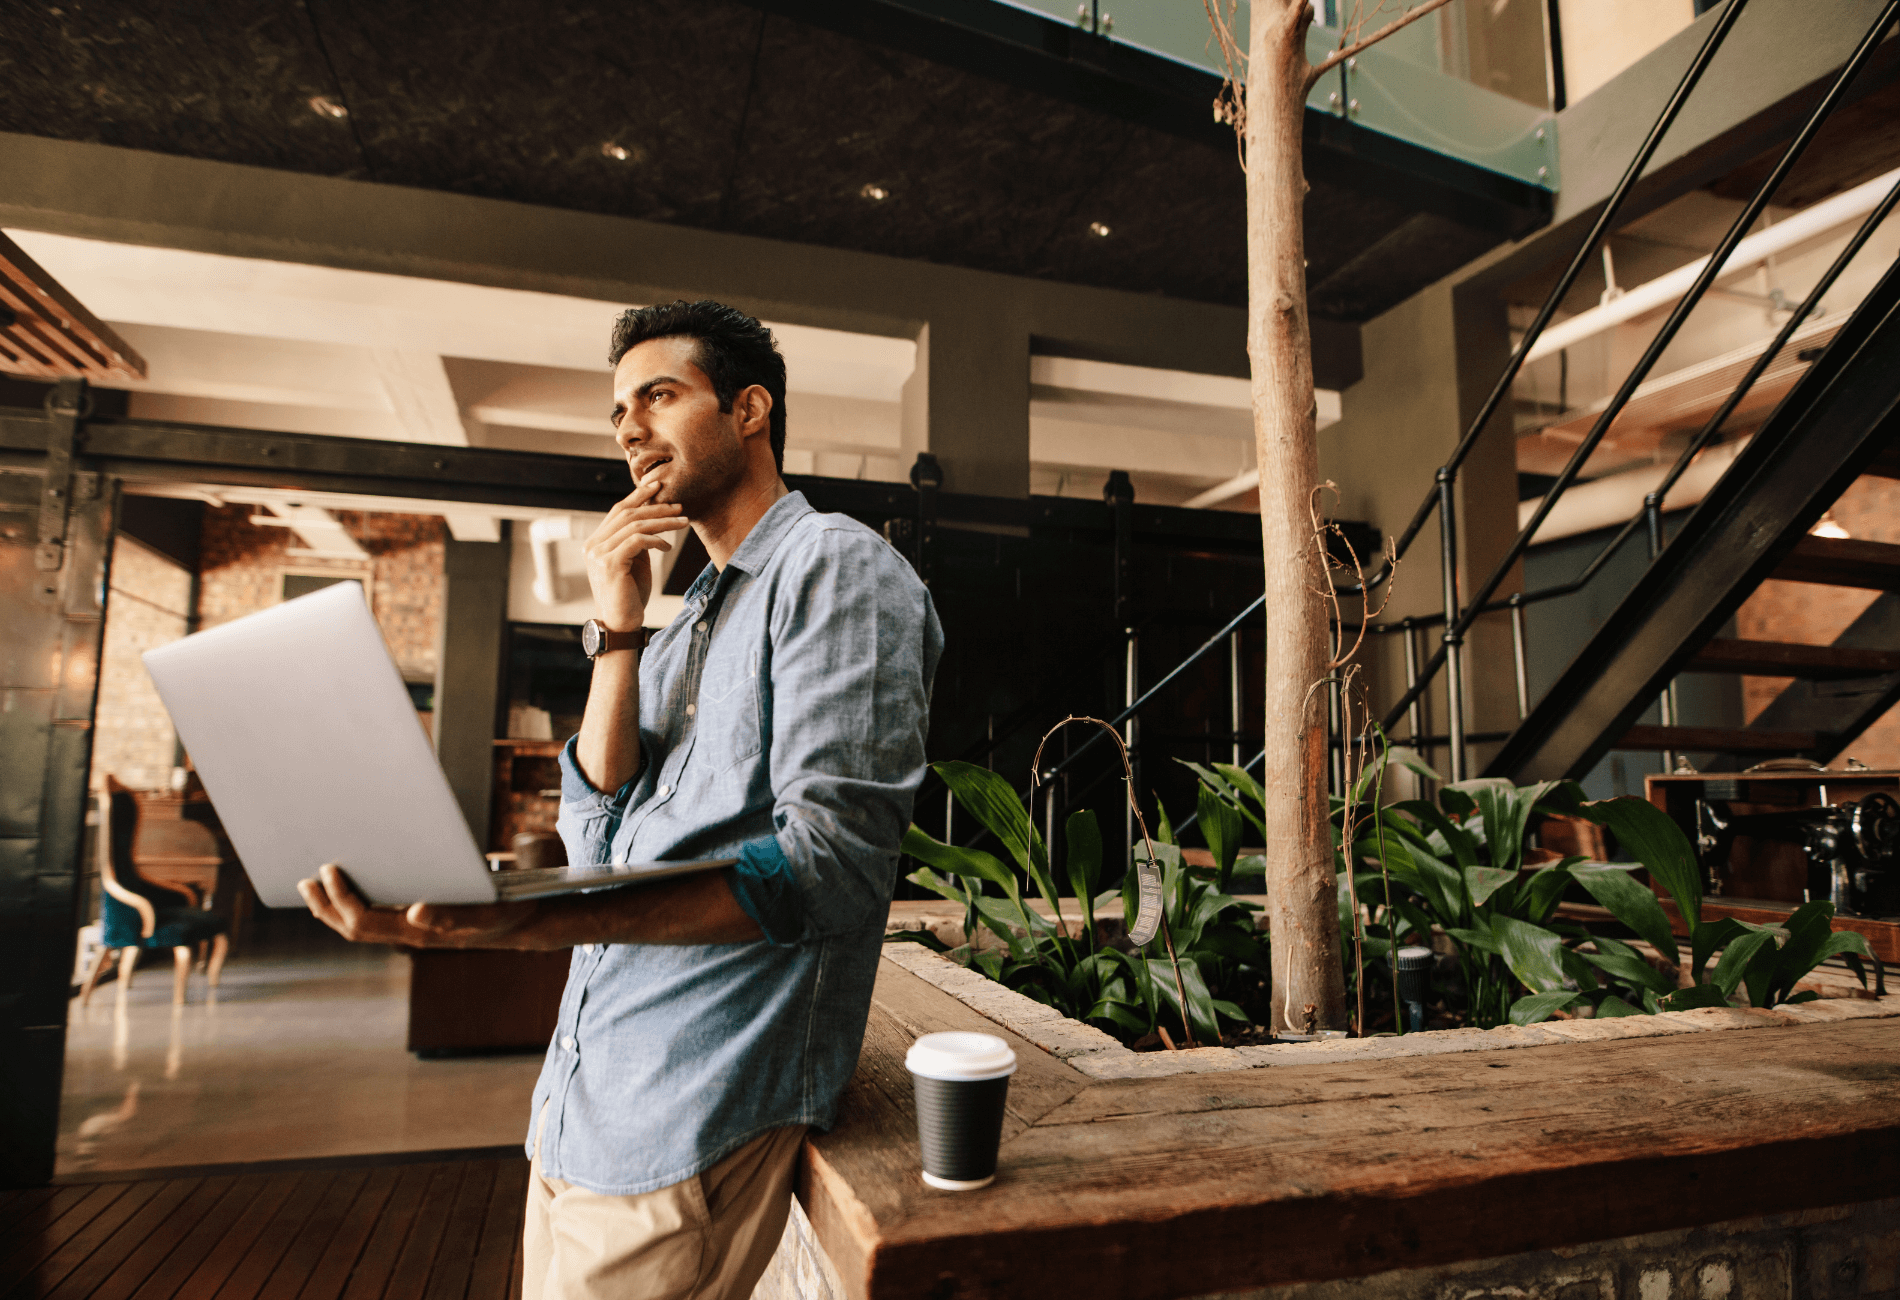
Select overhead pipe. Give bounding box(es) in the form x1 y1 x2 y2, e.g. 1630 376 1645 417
1525 166 1900 364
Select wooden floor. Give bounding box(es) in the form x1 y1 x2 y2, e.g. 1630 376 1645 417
0 1155 527 1300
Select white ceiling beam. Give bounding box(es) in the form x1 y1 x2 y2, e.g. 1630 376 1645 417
371 349 468 445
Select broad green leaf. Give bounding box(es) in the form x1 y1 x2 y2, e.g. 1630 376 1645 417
934 762 1037 877
1570 863 1680 965
972 949 1004 980
1596 994 1644 1018
1660 983 1730 1011
1709 927 1777 998
1446 926 1500 957
1510 991 1580 1025
1580 945 1675 995
905 865 969 907
1438 787 1477 822
1156 796 1176 848
1389 836 1465 923
1230 853 1269 879
1213 763 1265 810
1385 746 1442 784
1199 784 1245 893
902 824 1015 895
1580 797 1702 934
1524 859 1582 925
1396 799 1479 871
1491 916 1570 994
1464 865 1517 908
1065 809 1103 938
1691 917 1761 986
1764 900 1837 1002
1468 779 1561 873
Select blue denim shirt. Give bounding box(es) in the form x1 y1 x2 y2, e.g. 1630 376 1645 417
532 491 942 1195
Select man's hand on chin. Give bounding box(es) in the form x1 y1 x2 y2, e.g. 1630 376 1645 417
298 863 536 948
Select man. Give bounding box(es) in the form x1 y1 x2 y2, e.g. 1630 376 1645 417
300 299 942 1299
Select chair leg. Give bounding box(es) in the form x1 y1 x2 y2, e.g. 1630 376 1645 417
172 947 191 1005
119 946 140 990
205 934 228 990
79 947 113 1009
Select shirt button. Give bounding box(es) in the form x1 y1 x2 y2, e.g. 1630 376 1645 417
560 1035 576 1051
695 620 707 632
658 784 671 797
685 703 696 716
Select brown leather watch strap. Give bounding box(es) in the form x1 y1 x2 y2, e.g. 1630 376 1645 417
599 626 646 654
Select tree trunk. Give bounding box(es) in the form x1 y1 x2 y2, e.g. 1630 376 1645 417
1246 0 1347 1034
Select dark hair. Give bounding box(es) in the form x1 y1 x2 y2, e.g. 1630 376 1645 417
608 300 787 471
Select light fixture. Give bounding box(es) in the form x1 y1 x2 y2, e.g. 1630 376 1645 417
308 95 348 120
1810 512 1851 540
601 142 634 162
1088 221 1112 237
859 183 889 201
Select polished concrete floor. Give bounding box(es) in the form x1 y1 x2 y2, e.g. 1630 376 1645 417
58 942 544 1178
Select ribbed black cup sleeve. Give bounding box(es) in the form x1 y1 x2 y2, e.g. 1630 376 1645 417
911 1074 1011 1183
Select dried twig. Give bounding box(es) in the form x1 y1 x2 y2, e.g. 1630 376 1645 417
1032 715 1198 1048
1307 0 1458 90
1302 483 1401 1035
1201 0 1246 163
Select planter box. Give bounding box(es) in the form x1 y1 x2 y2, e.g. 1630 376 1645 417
754 928 1900 1300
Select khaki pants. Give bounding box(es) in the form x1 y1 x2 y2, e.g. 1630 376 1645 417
524 1108 806 1300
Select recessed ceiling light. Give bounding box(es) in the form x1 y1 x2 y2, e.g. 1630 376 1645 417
308 95 349 120
1088 221 1112 237
601 142 633 162
860 184 890 201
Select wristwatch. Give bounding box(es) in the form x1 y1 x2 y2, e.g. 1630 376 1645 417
581 620 645 659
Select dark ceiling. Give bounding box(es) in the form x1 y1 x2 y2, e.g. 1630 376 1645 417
0 0 1546 320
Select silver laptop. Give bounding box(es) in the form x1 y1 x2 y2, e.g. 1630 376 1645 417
142 581 732 909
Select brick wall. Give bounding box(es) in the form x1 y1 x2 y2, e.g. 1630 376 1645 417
197 506 446 681
90 535 192 793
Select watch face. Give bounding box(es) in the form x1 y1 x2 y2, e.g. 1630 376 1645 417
582 620 603 658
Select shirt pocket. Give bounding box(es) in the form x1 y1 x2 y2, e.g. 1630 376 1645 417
696 647 762 773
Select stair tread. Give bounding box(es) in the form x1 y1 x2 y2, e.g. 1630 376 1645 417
1619 724 1820 753
1773 535 1900 591
1685 637 1900 678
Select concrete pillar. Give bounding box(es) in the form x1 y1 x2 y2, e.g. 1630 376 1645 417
901 306 1033 499
1317 265 1522 780
434 531 509 845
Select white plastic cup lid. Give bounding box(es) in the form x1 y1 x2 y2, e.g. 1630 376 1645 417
905 1031 1017 1082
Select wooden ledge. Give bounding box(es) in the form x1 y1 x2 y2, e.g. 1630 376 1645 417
801 961 1900 1300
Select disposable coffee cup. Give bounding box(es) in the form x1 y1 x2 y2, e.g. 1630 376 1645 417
905 1031 1017 1191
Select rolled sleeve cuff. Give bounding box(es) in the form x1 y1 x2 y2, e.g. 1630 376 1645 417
726 834 806 947
558 734 641 814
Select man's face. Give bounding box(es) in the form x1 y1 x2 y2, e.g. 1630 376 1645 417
610 336 751 513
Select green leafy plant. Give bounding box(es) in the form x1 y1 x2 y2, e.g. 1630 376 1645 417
1188 755 1875 1029
901 759 1270 1045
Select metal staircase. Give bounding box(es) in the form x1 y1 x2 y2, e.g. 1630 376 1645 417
1489 254 1900 779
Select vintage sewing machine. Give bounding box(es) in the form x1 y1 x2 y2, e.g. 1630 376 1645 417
1646 764 1900 921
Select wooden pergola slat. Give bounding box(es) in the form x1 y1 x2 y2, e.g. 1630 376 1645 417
0 233 145 383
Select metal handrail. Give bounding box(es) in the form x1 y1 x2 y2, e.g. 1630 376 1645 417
1380 0 1900 751
1337 0 1755 600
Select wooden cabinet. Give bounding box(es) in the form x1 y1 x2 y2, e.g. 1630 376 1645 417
1644 767 1900 961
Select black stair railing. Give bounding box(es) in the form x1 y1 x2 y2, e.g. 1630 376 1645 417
1374 0 1900 777
938 0 1900 864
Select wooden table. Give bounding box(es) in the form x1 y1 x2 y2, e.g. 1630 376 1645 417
801 962 1900 1300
